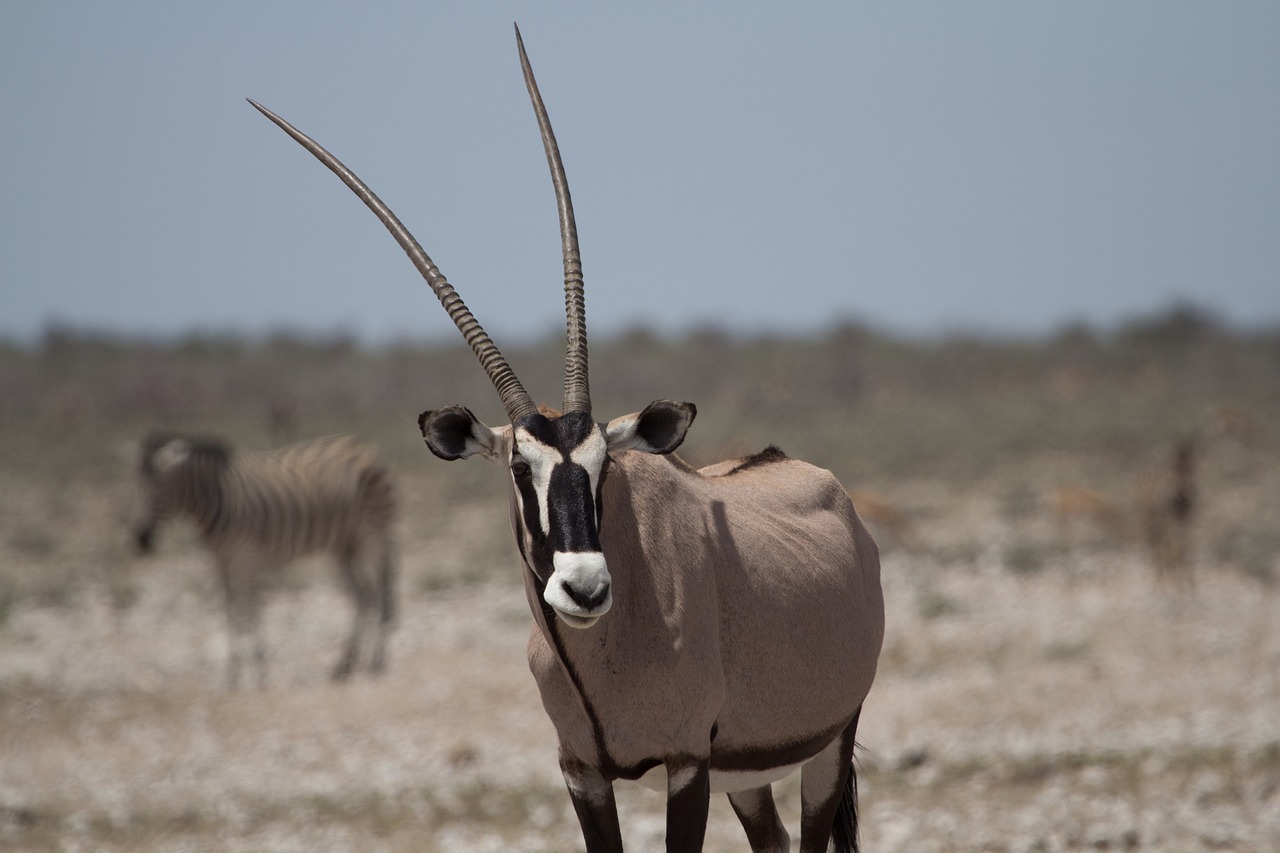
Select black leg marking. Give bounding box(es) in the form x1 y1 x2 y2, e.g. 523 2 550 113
562 763 623 853
665 758 711 853
799 709 861 853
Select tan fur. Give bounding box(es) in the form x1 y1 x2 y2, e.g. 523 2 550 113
1205 403 1261 448
1132 438 1198 590
1048 485 1130 538
523 450 884 784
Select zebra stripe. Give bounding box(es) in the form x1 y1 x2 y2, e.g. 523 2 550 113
134 431 397 688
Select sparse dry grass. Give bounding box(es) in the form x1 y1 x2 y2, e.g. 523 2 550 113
2 316 1278 850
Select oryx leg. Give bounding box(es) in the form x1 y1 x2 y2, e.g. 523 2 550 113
561 762 623 853
798 709 862 853
665 757 711 853
727 785 790 853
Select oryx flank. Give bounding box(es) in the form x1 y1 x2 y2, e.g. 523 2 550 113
133 432 397 689
251 26 884 852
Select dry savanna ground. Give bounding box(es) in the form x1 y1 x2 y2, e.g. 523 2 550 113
2 315 1278 850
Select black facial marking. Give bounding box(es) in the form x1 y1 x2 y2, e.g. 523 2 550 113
556 410 597 445
548 463 600 555
509 408 611 592
595 453 610 527
514 411 559 445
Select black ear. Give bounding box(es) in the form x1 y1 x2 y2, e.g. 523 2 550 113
605 400 697 455
418 405 499 461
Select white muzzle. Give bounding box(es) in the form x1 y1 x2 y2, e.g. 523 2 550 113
544 551 612 628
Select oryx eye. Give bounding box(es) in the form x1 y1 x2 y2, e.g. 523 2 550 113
511 461 531 478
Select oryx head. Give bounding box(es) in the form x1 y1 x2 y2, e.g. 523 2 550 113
252 26 695 628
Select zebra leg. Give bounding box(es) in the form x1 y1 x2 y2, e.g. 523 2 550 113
332 550 372 681
727 785 790 853
250 597 269 690
369 538 396 675
218 559 265 690
798 709 861 853
217 564 239 691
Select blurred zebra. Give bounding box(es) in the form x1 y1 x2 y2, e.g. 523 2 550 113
132 431 397 688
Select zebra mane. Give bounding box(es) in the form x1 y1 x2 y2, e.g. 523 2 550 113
141 430 231 471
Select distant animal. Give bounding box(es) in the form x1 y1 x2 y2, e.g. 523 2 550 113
1134 436 1199 590
848 489 915 545
1048 485 1129 539
132 432 397 688
252 26 884 852
1205 403 1262 449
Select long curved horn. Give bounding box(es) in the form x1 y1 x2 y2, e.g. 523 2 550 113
248 99 539 424
515 25 591 415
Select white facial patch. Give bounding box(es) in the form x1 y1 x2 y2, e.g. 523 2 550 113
569 428 608 498
544 551 612 626
513 424 612 628
513 428 564 535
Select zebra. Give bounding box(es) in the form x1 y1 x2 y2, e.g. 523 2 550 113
132 430 397 688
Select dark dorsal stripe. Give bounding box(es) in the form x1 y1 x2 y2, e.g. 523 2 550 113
726 445 789 476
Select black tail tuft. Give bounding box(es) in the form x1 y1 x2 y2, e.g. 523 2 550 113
832 756 861 853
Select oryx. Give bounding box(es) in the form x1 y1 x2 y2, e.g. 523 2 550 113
251 26 884 852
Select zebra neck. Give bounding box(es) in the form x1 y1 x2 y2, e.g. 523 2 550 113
181 459 230 539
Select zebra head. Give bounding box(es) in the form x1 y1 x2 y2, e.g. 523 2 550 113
251 27 695 628
132 431 229 554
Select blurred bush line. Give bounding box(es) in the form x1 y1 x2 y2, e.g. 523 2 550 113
1 302 1276 486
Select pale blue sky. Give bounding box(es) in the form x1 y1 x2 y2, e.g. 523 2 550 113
3 1 1277 344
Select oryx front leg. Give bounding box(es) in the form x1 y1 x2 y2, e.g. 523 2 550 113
665 758 711 853
561 763 623 853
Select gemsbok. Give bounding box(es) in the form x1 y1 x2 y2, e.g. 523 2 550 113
251 26 884 852
1134 436 1199 590
132 432 397 688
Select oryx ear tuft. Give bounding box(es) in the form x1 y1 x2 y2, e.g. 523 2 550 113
419 405 500 461
605 400 697 455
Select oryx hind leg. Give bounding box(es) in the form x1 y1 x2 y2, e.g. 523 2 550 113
798 708 862 853
727 785 790 853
